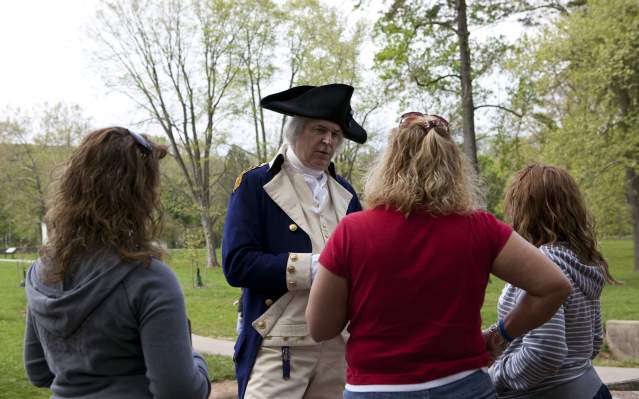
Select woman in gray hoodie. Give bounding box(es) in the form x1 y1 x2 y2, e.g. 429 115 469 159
24 127 211 399
486 164 617 399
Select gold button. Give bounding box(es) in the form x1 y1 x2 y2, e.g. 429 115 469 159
290 254 298 262
289 224 298 231
282 336 289 341
288 280 297 287
257 320 266 329
265 299 273 306
287 265 296 273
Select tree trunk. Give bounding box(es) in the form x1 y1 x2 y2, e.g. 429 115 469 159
626 167 639 272
247 69 263 163
278 115 288 148
278 70 297 147
455 0 478 171
200 211 219 268
257 81 268 157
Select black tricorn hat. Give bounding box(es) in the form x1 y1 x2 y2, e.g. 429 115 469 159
260 83 367 144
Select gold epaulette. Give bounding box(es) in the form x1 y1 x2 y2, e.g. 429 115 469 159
233 164 265 192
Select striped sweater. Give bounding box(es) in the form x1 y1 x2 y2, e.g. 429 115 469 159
489 243 605 398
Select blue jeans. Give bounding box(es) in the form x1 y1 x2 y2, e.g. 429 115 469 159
592 384 612 399
343 371 496 399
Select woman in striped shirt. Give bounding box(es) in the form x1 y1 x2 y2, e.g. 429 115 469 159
488 164 617 399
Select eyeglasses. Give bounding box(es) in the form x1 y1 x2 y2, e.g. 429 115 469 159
128 130 153 155
399 112 449 130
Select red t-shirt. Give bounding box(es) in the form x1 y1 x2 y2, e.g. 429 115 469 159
319 207 512 385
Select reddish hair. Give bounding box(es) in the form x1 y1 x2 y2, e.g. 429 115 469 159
504 164 617 284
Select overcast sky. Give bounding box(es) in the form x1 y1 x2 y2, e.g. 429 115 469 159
0 0 384 131
0 0 524 146
0 0 135 126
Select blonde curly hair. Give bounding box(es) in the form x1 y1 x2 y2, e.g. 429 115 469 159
364 115 483 216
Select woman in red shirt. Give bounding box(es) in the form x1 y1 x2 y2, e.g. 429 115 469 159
307 113 572 399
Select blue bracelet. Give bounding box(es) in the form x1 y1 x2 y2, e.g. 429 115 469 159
498 319 514 342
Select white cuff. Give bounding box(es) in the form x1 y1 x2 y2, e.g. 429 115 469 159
311 254 320 282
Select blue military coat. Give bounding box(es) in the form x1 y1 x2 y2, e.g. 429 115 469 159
222 153 362 399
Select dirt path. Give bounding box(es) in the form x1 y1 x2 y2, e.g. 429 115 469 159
209 380 237 399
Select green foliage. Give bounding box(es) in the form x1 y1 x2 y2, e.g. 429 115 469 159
374 1 461 103
90 0 374 254
283 0 365 88
479 124 540 218
0 252 238 398
545 0 637 236
3 238 638 397
231 0 280 162
0 259 49 399
202 354 236 382
484 0 639 238
0 104 90 247
164 249 242 337
479 154 508 219
372 1 547 108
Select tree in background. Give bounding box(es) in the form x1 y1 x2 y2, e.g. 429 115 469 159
91 0 244 267
0 104 90 246
274 0 369 150
234 0 280 163
373 0 583 170
160 143 252 250
90 0 377 264
527 0 639 270
276 0 378 187
333 81 387 190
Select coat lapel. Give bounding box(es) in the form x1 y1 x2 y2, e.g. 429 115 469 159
264 169 312 236
264 143 352 234
327 176 353 219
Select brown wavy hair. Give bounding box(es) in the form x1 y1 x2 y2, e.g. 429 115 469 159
364 115 483 216
40 127 168 282
504 164 617 284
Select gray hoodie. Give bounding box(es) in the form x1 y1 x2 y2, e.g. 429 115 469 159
489 243 606 398
24 249 211 399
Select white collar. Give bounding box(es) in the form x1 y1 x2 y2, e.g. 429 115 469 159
286 146 325 179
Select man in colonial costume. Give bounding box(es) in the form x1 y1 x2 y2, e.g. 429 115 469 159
222 83 366 398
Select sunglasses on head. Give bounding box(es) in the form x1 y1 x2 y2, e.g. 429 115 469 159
128 130 153 155
399 112 449 129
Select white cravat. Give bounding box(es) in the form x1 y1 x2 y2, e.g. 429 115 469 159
286 147 328 213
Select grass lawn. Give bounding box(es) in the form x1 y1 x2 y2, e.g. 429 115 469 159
0 252 238 399
1 240 638 397
167 249 240 339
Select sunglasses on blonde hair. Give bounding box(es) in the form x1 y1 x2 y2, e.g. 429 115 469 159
398 112 449 130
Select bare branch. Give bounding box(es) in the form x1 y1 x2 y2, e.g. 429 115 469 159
518 2 570 16
414 73 462 87
474 104 523 118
